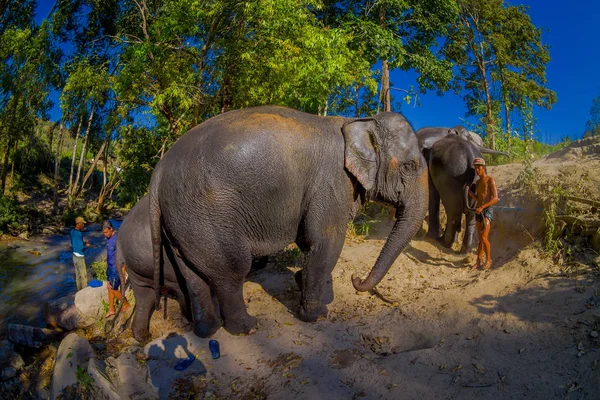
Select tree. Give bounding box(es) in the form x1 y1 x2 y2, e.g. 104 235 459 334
442 0 555 150
0 9 59 194
583 94 600 137
320 0 458 113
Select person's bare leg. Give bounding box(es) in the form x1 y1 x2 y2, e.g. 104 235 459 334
105 284 116 318
471 220 483 270
482 218 492 270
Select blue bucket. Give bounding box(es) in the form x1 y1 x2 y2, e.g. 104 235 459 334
89 279 103 288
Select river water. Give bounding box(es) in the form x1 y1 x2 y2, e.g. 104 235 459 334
0 220 122 337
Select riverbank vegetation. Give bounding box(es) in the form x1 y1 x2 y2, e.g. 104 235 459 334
0 1 579 236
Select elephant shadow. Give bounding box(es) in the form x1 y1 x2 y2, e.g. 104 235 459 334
404 243 465 269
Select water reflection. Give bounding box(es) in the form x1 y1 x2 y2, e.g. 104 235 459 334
0 220 122 336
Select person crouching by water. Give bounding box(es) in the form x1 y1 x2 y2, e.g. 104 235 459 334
468 158 499 271
102 221 129 318
70 216 91 290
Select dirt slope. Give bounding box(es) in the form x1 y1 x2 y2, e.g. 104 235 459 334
128 138 600 399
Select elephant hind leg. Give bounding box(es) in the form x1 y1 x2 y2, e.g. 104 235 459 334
131 285 154 342
185 248 257 336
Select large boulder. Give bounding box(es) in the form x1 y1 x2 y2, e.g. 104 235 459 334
74 282 108 320
46 295 94 331
50 333 95 400
87 358 121 400
116 353 158 399
0 340 24 381
8 324 62 348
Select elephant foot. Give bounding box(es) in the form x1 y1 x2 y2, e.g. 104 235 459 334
193 318 221 338
297 302 327 322
223 314 258 336
133 328 152 343
425 231 439 241
437 237 453 249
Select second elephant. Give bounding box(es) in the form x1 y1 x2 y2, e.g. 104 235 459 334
427 135 483 252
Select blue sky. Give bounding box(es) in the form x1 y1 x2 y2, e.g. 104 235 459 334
35 0 599 143
395 1 600 143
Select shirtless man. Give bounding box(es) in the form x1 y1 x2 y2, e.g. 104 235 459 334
468 157 499 270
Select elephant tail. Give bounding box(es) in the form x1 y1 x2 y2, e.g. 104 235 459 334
149 169 163 311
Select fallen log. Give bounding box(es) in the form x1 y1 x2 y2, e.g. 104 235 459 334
555 215 600 227
565 195 600 208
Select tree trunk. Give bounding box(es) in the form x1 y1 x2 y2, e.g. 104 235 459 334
77 135 108 197
480 61 495 150
67 117 84 197
10 139 17 183
53 123 64 211
73 106 94 199
379 7 391 113
504 102 511 153
1 137 13 195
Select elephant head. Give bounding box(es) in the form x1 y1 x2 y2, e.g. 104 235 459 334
342 113 429 291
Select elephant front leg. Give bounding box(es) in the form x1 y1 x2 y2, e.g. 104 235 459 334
441 208 460 249
460 211 477 253
427 175 441 240
296 229 345 322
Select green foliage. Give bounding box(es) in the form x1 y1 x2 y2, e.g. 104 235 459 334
91 260 108 281
442 0 555 147
583 93 600 137
0 196 23 234
75 366 94 394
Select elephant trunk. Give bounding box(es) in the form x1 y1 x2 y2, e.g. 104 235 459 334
476 144 509 158
352 167 428 292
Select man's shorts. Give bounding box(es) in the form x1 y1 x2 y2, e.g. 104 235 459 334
107 269 120 291
476 207 494 223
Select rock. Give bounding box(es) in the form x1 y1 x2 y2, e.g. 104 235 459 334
1 367 17 381
144 332 206 399
8 324 62 348
591 331 599 338
50 333 95 399
18 232 29 240
0 342 25 380
87 358 121 400
116 353 158 399
74 282 108 320
46 295 94 331
28 250 41 256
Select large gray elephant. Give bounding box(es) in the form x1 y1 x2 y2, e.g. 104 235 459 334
148 105 429 335
427 135 484 252
116 196 221 341
416 125 508 158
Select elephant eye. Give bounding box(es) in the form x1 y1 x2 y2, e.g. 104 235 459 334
403 160 417 171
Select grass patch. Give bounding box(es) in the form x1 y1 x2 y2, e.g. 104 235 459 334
91 260 107 281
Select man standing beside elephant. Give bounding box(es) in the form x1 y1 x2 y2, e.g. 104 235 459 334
468 158 499 270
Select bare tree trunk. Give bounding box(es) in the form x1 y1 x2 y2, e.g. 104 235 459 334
77 135 108 197
504 102 511 153
480 61 495 150
379 7 391 113
1 138 12 195
53 123 64 211
10 139 17 183
68 117 84 197
73 106 94 198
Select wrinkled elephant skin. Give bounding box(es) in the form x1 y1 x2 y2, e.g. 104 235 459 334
148 106 429 336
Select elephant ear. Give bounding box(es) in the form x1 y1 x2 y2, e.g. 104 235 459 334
342 119 378 191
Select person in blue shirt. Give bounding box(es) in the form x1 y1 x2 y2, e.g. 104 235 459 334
102 220 129 318
70 216 91 290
